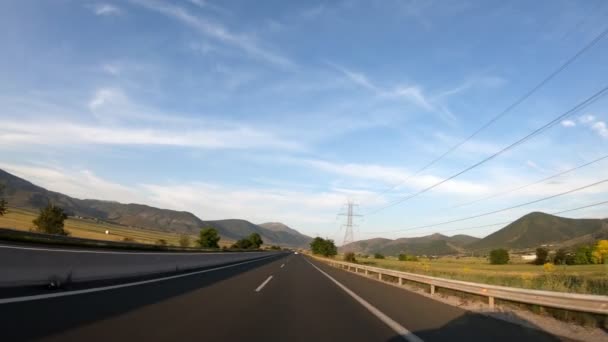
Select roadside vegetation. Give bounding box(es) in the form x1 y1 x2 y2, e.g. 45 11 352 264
0 207 238 248
32 203 69 236
0 184 7 216
310 237 337 257
231 233 264 249
332 248 608 295
198 227 221 248
489 248 509 264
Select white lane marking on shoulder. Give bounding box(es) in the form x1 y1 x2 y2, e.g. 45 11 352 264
304 258 423 342
255 275 273 292
280 264 285 268
0 244 229 256
0 255 278 305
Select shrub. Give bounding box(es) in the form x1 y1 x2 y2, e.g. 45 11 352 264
179 235 191 247
32 203 68 235
156 239 168 246
374 253 385 259
553 248 567 265
344 252 357 263
198 227 220 248
543 262 556 273
574 245 593 265
0 183 7 216
398 254 418 261
248 233 263 248
489 249 509 265
122 237 134 242
231 238 253 249
592 240 608 264
535 247 548 265
232 233 264 249
309 237 337 257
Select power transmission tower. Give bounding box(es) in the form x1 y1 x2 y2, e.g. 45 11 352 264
338 200 362 251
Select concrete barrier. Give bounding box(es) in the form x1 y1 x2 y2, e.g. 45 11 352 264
0 244 280 287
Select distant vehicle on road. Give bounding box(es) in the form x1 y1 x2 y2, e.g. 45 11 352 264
294 251 299 255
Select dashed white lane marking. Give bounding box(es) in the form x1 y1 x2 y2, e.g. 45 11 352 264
255 276 273 292
305 258 423 342
280 264 285 268
0 255 278 305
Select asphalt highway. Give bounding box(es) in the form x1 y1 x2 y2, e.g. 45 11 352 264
0 253 567 341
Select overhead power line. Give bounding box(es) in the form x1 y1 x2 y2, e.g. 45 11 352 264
445 153 608 210
361 199 608 236
366 25 608 202
365 84 608 216
436 199 608 235
365 176 608 234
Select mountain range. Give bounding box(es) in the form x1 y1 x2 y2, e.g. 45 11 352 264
0 169 312 247
341 212 608 256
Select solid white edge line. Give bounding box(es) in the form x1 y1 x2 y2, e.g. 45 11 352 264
0 244 235 256
255 275 273 292
304 257 423 342
0 254 278 305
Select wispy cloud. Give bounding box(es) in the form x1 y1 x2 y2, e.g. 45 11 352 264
131 0 295 68
560 119 576 127
327 62 435 112
101 63 121 76
591 121 608 138
576 114 608 139
295 158 489 196
0 120 301 151
90 3 122 16
0 88 303 151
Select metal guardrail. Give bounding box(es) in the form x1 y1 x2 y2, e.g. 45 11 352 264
312 256 608 315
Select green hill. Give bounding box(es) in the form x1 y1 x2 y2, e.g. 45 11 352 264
468 212 608 251
341 233 480 256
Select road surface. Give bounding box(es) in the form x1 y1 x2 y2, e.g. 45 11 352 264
0 253 566 341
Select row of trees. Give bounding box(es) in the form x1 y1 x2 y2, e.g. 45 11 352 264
310 237 337 257
535 243 608 265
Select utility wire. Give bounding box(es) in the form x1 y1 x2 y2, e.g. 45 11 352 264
365 84 608 216
437 199 608 235
361 199 608 236
365 176 608 234
445 153 608 210
365 25 608 203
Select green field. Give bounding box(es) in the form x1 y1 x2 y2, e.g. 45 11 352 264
335 254 608 295
0 207 235 248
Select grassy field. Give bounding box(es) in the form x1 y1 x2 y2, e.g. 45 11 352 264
335 254 608 295
0 207 234 248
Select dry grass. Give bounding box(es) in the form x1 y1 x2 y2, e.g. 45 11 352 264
0 207 234 248
341 255 608 295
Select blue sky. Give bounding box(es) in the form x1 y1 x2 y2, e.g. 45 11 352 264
1 0 608 242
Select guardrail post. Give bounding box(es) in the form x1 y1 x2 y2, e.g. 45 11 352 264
365 269 369 275
430 284 435 295
488 296 495 310
398 277 403 285
378 272 382 280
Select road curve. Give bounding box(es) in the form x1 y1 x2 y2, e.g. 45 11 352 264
0 254 567 341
